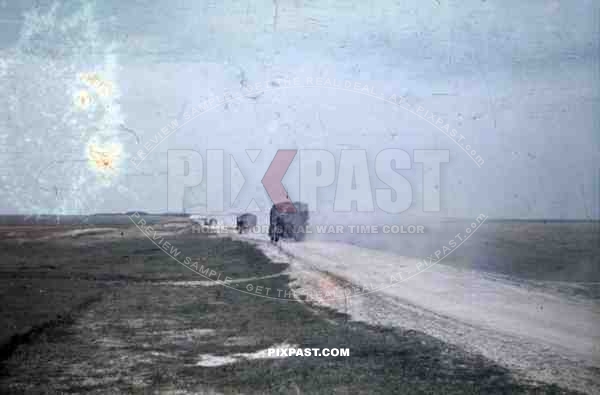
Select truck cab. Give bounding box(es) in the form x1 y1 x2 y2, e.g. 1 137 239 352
269 201 309 242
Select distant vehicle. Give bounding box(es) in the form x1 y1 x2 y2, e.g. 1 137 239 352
189 216 218 235
236 213 257 233
190 216 217 226
269 201 309 242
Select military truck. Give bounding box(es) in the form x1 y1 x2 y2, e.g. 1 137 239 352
236 213 257 233
268 201 309 242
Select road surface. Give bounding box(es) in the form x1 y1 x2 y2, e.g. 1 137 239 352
238 233 600 394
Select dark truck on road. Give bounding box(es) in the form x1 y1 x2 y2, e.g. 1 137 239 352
236 213 257 233
269 201 309 242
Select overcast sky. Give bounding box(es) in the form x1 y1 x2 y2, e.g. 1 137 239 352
0 0 598 219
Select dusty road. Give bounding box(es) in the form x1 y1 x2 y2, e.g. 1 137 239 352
0 221 589 394
239 233 600 394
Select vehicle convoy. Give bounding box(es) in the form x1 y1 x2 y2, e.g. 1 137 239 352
190 216 218 234
269 201 309 242
236 213 257 233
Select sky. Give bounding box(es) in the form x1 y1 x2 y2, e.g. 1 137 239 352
0 0 598 219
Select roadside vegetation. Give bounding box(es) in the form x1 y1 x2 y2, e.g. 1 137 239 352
0 227 574 394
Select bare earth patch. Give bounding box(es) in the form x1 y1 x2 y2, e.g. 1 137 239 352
0 222 583 394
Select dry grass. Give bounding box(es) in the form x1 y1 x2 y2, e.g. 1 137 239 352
0 224 578 394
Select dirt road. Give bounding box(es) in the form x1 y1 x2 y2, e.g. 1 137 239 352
241 234 600 394
0 223 584 394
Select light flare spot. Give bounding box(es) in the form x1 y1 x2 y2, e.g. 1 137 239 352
74 90 92 110
86 141 122 175
78 71 114 98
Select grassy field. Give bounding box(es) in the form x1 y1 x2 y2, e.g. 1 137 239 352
0 226 577 394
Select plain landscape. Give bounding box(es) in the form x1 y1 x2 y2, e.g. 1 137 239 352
0 215 597 394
